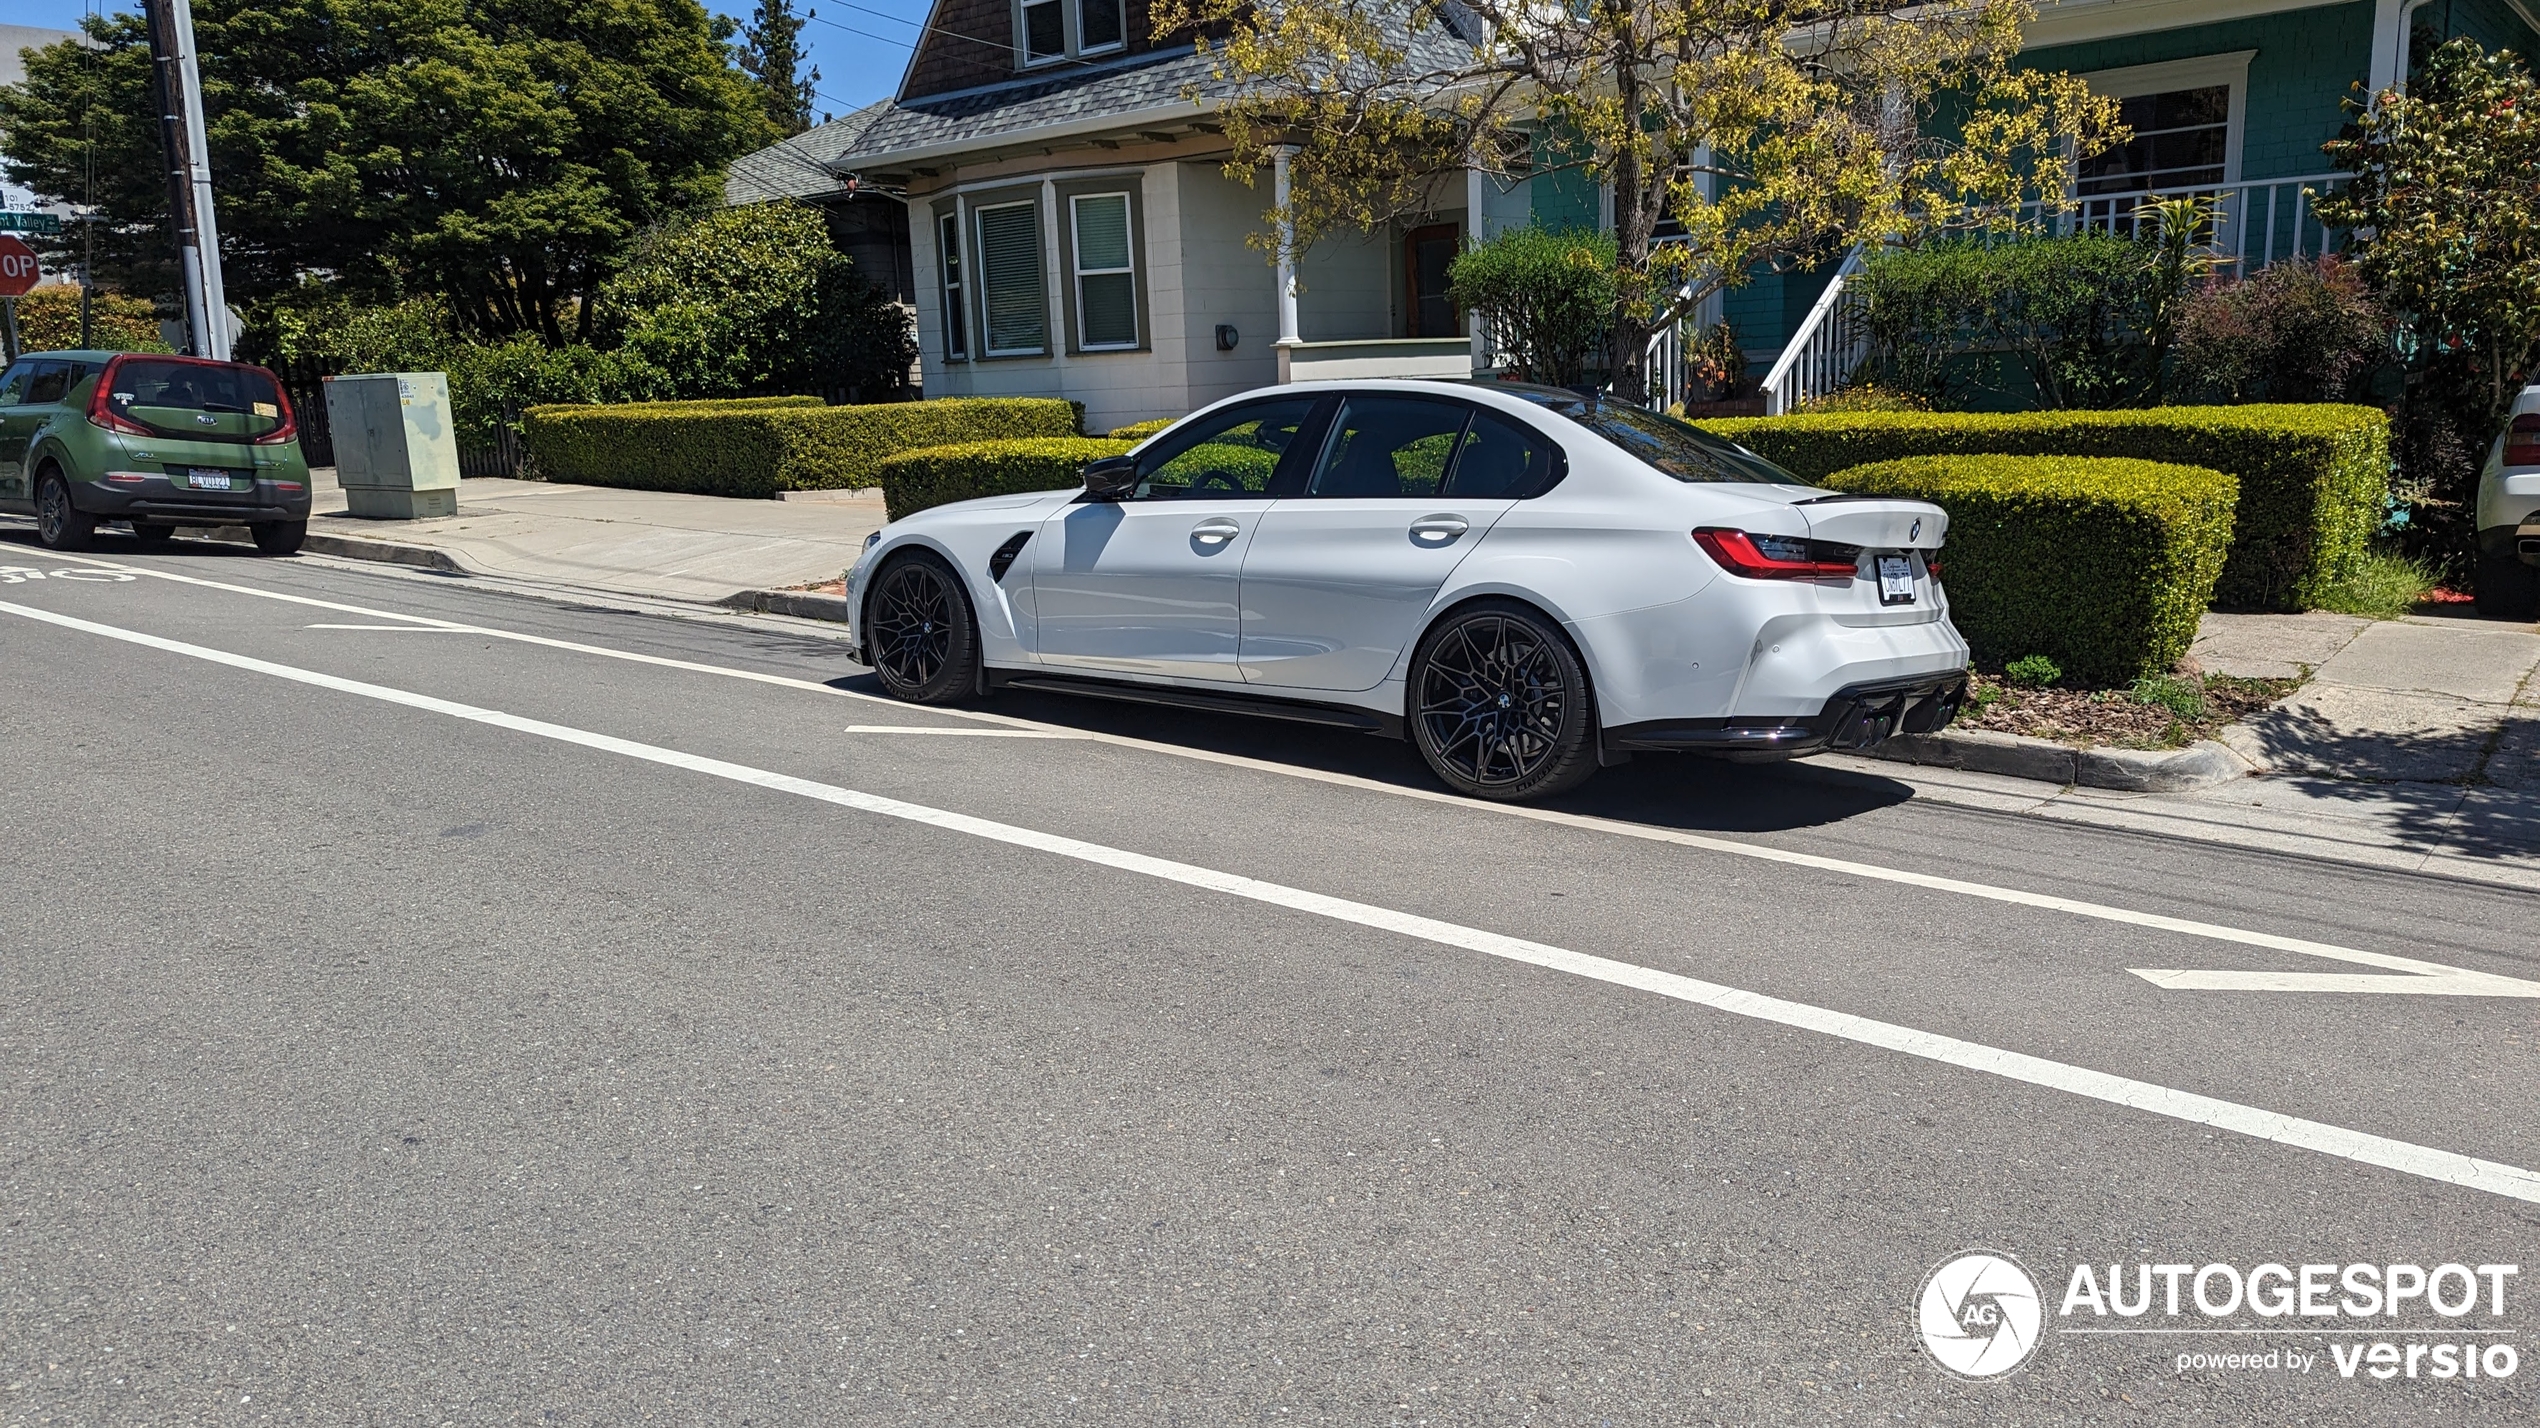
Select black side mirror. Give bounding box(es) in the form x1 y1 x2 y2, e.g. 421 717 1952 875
1081 454 1138 501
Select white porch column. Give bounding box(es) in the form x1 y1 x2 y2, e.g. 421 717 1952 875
1273 145 1301 379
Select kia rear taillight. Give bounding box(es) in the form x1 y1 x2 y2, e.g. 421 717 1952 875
2507 414 2540 467
250 368 298 447
86 357 151 437
1692 527 1862 580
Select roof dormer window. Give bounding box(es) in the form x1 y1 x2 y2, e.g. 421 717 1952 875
1018 0 1124 67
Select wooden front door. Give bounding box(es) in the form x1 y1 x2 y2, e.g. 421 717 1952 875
1404 223 1461 338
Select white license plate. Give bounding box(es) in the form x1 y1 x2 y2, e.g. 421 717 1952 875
1877 554 1917 605
186 468 236 491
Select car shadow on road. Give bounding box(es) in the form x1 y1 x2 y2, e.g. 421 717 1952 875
823 672 1918 834
0 524 275 562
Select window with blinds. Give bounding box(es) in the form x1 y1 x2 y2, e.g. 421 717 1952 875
974 200 1048 357
937 212 967 360
1071 193 1137 350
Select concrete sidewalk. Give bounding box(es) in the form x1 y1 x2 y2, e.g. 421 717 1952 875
260 469 888 605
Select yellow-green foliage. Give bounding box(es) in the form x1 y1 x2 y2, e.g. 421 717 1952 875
1697 405 2386 611
1833 455 2239 683
1108 417 1177 440
521 397 1080 498
13 285 170 353
877 438 1134 520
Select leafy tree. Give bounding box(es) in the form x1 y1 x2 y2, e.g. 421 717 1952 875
2171 257 2391 405
1163 0 2121 400
2318 37 2540 562
10 285 169 353
600 200 914 398
735 0 821 135
1446 225 1616 387
0 0 775 340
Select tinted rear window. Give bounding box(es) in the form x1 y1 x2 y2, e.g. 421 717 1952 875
1502 388 1812 486
108 360 287 443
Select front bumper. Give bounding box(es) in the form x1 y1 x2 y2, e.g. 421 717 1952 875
76 473 312 524
1602 670 1969 762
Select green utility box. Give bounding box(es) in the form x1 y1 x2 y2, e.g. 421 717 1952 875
324 371 461 519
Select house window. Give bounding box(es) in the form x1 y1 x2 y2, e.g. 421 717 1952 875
2078 86 2231 198
1070 193 1138 349
937 212 967 360
1019 0 1123 65
974 199 1049 357
1022 0 1065 62
1403 222 1461 338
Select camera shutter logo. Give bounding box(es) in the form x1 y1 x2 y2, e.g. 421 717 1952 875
1919 1251 2043 1379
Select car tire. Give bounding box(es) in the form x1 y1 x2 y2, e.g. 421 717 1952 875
865 551 981 704
130 521 177 546
1409 599 1599 801
34 470 96 552
251 520 307 556
2477 547 2539 621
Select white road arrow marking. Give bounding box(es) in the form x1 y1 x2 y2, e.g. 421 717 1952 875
2131 946 2540 997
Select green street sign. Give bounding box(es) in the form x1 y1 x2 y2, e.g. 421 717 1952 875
0 212 63 235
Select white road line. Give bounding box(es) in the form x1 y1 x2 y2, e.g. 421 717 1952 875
841 725 1080 738
305 623 479 631
24 550 2530 996
8 594 2540 1207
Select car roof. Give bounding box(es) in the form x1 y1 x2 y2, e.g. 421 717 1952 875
10 349 265 366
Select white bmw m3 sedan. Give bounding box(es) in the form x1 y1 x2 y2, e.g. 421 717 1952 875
845 380 1971 800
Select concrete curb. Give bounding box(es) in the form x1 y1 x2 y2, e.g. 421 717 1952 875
1863 727 2254 792
720 588 855 624
204 524 470 574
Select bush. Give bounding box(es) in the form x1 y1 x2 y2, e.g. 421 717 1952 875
2172 257 2391 404
1855 233 2175 409
1830 455 2239 683
1109 417 1176 440
522 397 1081 499
2004 654 2064 687
12 285 169 352
1448 225 1617 387
1698 405 2388 610
599 200 916 400
876 437 1133 520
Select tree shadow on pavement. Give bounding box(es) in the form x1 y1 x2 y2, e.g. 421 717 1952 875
2229 700 2540 861
823 672 1917 834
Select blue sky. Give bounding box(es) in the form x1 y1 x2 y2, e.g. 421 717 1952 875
9 1 923 118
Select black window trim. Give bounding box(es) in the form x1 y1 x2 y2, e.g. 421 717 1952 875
1298 393 1570 501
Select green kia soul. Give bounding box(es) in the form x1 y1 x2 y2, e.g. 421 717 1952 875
0 349 313 554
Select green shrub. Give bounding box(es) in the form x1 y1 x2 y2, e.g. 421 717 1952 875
1831 455 2239 684
1447 225 1618 387
1699 406 2386 610
521 397 1080 498
876 437 1133 520
2005 654 2064 687
1108 417 1177 440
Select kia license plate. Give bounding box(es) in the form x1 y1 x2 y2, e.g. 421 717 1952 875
1877 554 1916 605
186 468 235 491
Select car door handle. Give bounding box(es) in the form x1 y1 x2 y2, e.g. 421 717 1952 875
1409 514 1471 541
1192 517 1242 545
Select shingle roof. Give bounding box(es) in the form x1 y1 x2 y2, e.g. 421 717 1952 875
724 102 895 205
832 10 1479 171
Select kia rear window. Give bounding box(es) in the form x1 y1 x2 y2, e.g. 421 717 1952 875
107 359 287 443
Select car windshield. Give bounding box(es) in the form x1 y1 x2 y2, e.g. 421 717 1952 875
1490 383 1813 486
106 359 288 444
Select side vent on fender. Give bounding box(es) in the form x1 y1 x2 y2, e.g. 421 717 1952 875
987 530 1033 582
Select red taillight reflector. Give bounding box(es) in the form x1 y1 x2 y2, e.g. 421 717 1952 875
104 471 147 484
2508 414 2540 466
1692 527 1861 580
271 481 305 493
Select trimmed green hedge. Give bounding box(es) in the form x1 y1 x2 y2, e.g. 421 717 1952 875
1108 417 1176 440
1697 406 2387 611
1832 455 2239 683
877 437 1133 520
521 396 1081 498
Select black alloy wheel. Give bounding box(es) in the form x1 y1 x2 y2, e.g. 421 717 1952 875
35 471 96 552
1409 600 1597 800
251 520 307 556
866 553 980 704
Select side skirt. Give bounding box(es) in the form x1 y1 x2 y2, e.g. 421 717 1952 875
987 668 1405 740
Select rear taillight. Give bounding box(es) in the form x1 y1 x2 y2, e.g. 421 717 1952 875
1922 552 1942 582
87 358 151 437
2507 414 2540 467
1692 527 1862 580
270 481 305 494
251 368 298 446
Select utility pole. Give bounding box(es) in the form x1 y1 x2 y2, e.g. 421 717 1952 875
143 0 228 360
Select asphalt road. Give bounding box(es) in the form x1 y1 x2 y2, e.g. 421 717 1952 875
4 532 2538 1426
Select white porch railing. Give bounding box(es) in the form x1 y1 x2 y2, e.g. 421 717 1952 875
1760 243 1870 416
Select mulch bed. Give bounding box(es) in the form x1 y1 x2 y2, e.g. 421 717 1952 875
1959 670 2299 750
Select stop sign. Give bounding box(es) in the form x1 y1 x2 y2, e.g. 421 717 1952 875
0 235 39 297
